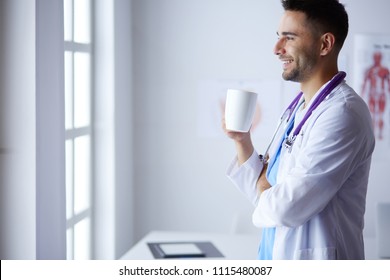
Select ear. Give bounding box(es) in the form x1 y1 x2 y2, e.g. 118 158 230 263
320 33 336 56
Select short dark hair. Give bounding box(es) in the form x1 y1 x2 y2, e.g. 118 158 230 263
281 0 349 51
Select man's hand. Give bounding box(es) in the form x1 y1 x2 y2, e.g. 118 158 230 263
222 117 254 165
222 117 251 142
257 163 271 194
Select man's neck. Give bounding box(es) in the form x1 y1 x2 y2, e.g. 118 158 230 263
301 69 339 106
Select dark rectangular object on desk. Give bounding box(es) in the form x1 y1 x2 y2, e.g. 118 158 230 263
147 241 224 259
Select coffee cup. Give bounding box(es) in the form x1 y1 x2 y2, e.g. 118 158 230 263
225 89 258 132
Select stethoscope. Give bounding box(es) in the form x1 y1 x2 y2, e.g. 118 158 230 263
260 71 347 164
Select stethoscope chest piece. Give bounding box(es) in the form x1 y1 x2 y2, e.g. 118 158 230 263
261 71 346 159
284 136 295 153
282 71 346 154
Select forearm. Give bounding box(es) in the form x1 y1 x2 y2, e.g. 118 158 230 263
226 149 264 206
222 117 255 165
235 135 254 166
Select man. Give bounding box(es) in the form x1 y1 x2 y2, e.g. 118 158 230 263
223 0 375 260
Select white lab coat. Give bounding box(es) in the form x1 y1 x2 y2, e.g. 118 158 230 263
227 81 375 259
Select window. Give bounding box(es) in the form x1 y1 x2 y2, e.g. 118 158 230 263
64 0 93 260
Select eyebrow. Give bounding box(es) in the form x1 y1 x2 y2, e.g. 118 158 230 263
277 31 299 37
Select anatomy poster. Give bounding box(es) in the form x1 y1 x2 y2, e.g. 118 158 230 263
197 79 283 149
354 34 390 148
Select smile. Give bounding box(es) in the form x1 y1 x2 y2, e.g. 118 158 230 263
282 59 293 69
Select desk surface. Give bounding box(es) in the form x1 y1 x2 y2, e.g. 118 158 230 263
120 230 380 260
120 231 260 260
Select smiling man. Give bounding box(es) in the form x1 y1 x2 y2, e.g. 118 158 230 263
223 0 375 260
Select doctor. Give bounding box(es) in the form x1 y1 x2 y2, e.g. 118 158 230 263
224 0 375 259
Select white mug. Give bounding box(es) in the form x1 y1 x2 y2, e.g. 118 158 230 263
225 89 258 132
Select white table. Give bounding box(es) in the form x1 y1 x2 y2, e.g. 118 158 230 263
120 230 381 260
120 231 260 260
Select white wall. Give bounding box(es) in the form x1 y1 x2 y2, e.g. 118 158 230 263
132 0 390 243
94 0 135 260
35 0 66 259
0 0 36 259
342 0 390 238
113 0 135 258
0 0 133 259
0 0 66 260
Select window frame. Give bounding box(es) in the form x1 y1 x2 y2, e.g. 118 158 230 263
64 0 94 260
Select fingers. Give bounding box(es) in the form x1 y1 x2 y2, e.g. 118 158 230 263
222 117 253 145
221 117 235 136
221 116 227 132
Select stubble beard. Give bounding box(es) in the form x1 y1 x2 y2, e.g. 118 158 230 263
282 58 315 82
282 48 318 83
282 67 302 82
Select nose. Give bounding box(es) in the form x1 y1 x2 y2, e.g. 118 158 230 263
273 38 285 56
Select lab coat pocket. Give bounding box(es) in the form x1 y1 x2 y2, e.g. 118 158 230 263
288 133 305 167
277 134 304 181
291 132 304 154
293 247 337 260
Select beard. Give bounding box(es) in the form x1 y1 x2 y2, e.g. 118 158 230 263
282 67 302 82
281 49 319 82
